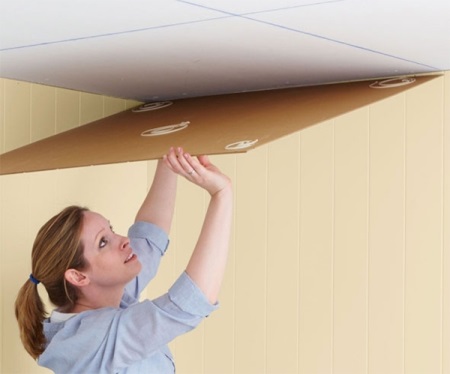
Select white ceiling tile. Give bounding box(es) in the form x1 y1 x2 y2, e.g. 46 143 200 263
0 0 221 50
0 16 432 100
176 0 334 14
251 0 450 68
0 0 448 100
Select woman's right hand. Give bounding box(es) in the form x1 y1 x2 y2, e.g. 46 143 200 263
163 147 231 197
163 146 233 304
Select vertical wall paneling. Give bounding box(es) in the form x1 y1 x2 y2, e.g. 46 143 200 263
234 146 268 374
299 121 334 373
444 71 450 374
53 162 146 226
368 95 406 373
55 88 80 132
405 78 444 373
0 78 5 153
126 100 142 110
169 175 207 373
0 80 4 366
104 97 127 116
0 80 144 373
2 75 450 374
0 130 3 368
333 109 369 373
3 80 31 152
203 154 236 374
30 84 56 142
28 171 59 241
1 173 48 374
266 135 300 373
80 92 104 125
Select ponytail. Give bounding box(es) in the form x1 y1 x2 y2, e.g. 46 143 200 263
15 280 47 359
14 206 88 360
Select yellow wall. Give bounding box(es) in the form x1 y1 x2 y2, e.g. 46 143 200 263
1 73 449 373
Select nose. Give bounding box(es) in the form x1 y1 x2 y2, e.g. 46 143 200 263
119 235 130 250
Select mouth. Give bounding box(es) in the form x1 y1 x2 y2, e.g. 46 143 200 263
124 252 137 264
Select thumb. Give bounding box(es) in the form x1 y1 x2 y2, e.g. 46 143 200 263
197 155 211 167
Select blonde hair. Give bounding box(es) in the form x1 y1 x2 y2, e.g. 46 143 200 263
15 206 88 359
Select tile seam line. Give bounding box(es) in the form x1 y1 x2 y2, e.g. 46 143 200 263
179 0 346 15
0 16 229 52
244 18 438 70
180 0 439 71
0 1 440 70
0 0 342 52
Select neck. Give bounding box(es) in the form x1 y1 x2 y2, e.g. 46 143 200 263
68 286 124 312
70 301 97 313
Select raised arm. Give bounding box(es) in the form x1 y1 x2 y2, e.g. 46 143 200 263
164 147 233 304
135 158 178 234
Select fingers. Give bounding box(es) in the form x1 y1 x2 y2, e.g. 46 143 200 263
163 147 202 179
163 146 232 196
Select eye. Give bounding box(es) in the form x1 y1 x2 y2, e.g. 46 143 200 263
99 237 108 249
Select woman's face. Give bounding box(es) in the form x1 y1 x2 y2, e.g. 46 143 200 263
80 211 141 289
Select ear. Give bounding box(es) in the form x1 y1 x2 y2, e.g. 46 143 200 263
64 269 90 287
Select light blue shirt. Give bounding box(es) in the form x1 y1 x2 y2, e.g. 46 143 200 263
38 221 217 373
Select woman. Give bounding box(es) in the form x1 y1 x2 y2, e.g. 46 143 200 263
14 147 233 373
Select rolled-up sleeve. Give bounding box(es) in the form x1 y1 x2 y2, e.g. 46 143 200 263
167 272 218 317
109 273 219 369
128 221 169 255
125 221 169 298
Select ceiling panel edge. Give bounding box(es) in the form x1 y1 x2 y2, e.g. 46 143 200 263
0 74 440 175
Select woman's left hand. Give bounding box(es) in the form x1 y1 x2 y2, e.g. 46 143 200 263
163 147 231 197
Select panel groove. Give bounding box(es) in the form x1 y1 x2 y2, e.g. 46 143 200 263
403 92 407 374
366 108 370 374
440 77 445 374
331 120 335 374
297 137 300 374
264 146 269 374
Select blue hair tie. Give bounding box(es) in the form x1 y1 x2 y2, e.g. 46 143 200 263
29 274 40 285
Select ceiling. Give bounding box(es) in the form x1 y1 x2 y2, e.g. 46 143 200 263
0 0 449 102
